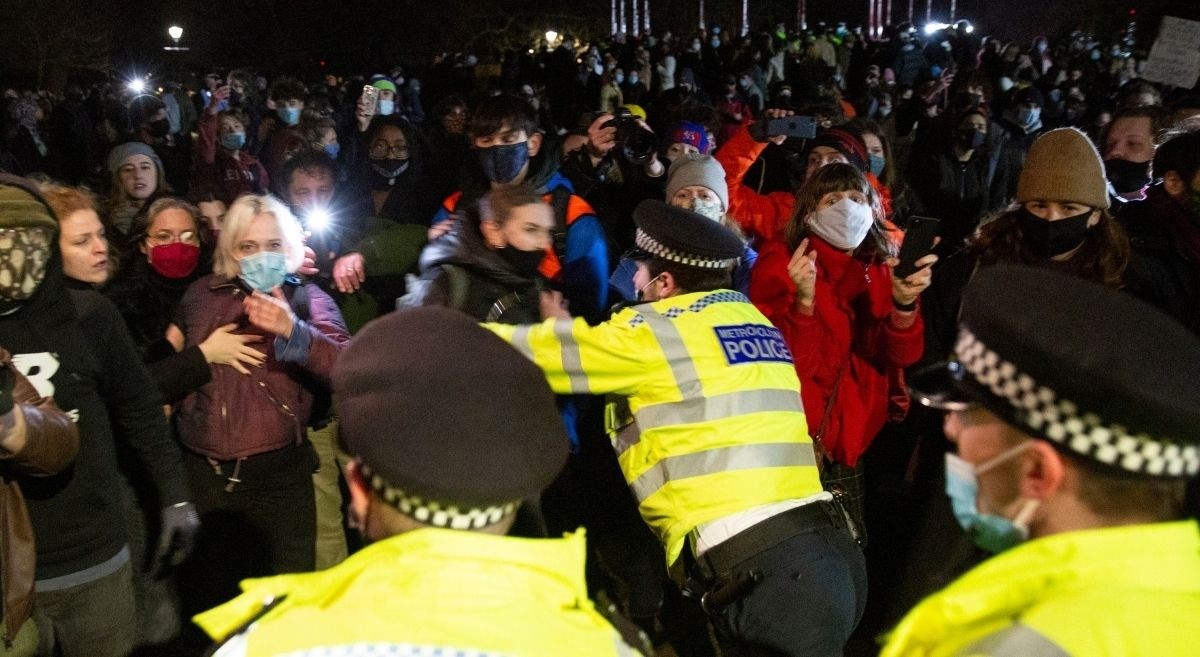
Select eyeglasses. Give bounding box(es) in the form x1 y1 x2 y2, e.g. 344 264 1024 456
369 143 410 158
147 230 199 246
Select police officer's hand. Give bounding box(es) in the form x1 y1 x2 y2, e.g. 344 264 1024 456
540 290 571 320
888 253 938 308
587 112 618 163
244 288 297 339
427 218 455 242
788 238 818 309
332 253 366 294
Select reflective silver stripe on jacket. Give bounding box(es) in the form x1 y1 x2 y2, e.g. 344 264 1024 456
960 623 1073 657
629 442 818 502
637 308 702 396
634 388 803 432
553 319 591 393
509 325 535 361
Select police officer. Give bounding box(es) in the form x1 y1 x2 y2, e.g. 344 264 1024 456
194 307 638 656
487 200 867 656
885 264 1200 656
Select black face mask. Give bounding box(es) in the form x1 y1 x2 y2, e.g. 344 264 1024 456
957 129 986 150
368 158 410 189
147 118 171 139
1017 206 1092 258
1104 158 1151 194
496 245 544 276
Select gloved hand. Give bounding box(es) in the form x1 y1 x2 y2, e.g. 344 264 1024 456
154 501 200 577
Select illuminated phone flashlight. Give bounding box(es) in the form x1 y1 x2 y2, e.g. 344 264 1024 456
128 78 147 94
305 207 333 234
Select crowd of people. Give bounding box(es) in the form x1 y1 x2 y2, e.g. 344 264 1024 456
0 11 1198 657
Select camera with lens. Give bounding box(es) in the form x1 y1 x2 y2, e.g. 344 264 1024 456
603 107 657 164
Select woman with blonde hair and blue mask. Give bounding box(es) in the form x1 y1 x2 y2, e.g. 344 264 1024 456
168 194 349 631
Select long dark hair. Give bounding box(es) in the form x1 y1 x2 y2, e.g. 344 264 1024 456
971 205 1130 288
784 162 899 260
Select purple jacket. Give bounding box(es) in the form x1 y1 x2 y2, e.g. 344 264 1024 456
174 275 349 460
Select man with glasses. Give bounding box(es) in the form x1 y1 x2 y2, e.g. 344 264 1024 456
885 264 1200 657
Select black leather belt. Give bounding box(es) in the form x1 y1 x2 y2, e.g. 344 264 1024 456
693 500 846 581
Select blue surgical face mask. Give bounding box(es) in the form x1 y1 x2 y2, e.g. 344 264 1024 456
323 142 341 159
1016 106 1041 128
277 106 301 126
629 74 639 85
477 141 530 184
944 442 1040 553
615 74 625 84
378 99 395 116
868 153 886 177
220 132 246 151
238 251 289 293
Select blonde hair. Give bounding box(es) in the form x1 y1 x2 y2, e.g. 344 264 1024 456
213 195 305 280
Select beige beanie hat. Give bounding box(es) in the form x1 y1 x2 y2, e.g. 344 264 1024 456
1016 127 1110 209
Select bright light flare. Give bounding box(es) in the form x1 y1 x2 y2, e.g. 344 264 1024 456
168 25 183 40
924 22 950 35
127 79 146 93
545 30 559 44
306 208 332 233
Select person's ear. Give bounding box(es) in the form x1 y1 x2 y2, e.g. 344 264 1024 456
345 460 371 530
1086 209 1101 228
265 98 277 110
1162 171 1186 199
527 131 544 158
479 220 504 249
1019 440 1066 501
659 270 680 297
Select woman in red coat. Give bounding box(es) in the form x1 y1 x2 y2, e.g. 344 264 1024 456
749 163 936 538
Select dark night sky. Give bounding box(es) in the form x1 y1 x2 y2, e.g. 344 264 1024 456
4 0 1198 86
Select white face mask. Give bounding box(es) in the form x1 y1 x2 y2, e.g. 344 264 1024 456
682 196 724 222
806 197 874 250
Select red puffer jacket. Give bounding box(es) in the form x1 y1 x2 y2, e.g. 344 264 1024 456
750 236 923 467
174 276 349 460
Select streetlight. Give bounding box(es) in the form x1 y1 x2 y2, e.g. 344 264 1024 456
165 25 189 51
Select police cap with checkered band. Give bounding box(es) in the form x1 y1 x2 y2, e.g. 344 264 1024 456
909 264 1200 478
333 306 569 530
632 199 743 270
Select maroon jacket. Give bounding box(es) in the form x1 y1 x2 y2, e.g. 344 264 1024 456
174 276 348 460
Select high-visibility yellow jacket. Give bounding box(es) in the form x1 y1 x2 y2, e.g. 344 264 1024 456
194 528 637 657
487 290 823 565
881 520 1200 657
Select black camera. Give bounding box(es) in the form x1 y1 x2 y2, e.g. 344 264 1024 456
603 107 657 164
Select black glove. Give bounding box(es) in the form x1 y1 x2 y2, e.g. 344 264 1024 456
0 365 14 418
154 501 200 577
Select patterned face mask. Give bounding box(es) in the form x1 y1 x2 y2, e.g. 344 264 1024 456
0 227 51 301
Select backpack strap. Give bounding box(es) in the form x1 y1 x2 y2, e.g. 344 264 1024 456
440 264 471 312
549 186 572 261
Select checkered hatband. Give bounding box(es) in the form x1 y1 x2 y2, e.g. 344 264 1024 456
955 329 1200 477
634 228 740 270
359 463 518 529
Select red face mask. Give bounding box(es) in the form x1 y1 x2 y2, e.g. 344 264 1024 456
149 242 200 279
